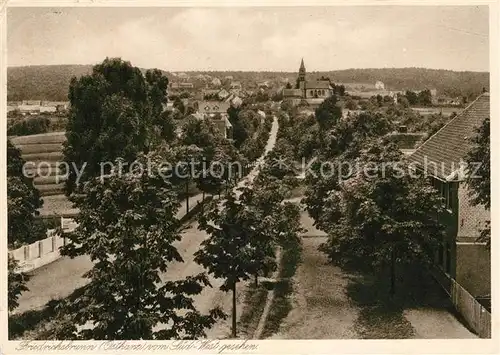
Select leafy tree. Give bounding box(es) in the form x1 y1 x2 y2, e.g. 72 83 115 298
344 97 357 110
227 106 249 149
318 143 445 295
7 141 44 247
171 144 204 212
337 84 346 96
417 89 433 106
173 97 186 115
194 192 258 338
285 82 293 89
8 255 30 312
466 117 490 246
60 153 223 339
314 95 342 131
63 58 169 195
405 90 418 106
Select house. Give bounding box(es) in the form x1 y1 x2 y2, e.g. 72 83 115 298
407 93 490 298
230 81 242 90
283 59 334 105
181 106 232 139
211 78 222 87
197 101 230 119
258 81 270 89
22 100 42 106
170 82 195 92
39 106 57 113
375 81 385 90
18 103 41 115
203 89 221 100
229 95 243 108
179 82 194 90
217 89 230 101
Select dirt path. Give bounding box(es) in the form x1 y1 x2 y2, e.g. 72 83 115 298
269 237 360 339
267 229 476 339
15 193 205 315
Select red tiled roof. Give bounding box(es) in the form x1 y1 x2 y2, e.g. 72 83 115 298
408 93 489 181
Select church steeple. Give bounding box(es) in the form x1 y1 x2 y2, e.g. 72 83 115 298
299 58 306 82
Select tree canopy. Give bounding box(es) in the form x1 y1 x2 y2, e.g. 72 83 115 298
63 58 170 194
59 152 223 339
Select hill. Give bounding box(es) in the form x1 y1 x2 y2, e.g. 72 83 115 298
317 68 489 98
7 65 489 101
7 65 92 101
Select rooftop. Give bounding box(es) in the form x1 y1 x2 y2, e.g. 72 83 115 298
304 81 332 90
407 93 489 181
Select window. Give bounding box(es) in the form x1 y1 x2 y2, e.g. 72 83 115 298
310 90 313 96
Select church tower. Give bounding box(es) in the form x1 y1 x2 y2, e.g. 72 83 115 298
299 58 306 82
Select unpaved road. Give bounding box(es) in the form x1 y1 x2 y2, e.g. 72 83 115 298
15 116 280 340
268 233 477 339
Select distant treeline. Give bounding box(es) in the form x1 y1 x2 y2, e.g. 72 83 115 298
7 65 489 101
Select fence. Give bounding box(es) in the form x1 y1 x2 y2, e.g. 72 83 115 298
449 277 491 338
9 229 67 273
433 267 491 338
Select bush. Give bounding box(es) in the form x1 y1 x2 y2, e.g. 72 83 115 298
7 116 68 137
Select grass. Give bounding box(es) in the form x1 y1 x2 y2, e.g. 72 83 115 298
10 131 66 145
260 242 301 338
34 175 68 185
237 284 269 339
22 151 64 162
17 143 64 155
9 287 77 340
36 183 66 196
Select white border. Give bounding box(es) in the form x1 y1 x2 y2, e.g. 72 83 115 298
1 1 499 354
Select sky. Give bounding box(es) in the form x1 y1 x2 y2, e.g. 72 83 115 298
7 6 489 72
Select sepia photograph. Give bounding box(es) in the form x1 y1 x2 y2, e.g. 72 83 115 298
2 2 495 351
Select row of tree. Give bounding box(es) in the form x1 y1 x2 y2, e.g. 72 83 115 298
8 58 283 340
282 95 444 295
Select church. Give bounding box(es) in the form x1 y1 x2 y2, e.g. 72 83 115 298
283 58 334 105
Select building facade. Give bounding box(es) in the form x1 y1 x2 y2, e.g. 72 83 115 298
283 58 334 105
407 93 490 298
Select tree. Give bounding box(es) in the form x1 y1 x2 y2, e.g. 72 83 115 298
194 192 258 338
227 106 249 149
318 143 445 295
63 58 170 194
344 97 357 110
59 153 223 339
173 97 186 115
7 140 44 247
466 117 490 246
314 95 342 132
417 89 432 106
405 90 418 106
8 255 30 312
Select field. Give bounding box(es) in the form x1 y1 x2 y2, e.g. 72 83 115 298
10 131 66 145
10 131 70 216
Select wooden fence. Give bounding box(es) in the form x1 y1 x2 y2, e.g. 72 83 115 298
450 277 491 338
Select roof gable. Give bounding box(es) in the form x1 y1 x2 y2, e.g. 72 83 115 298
407 93 489 181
